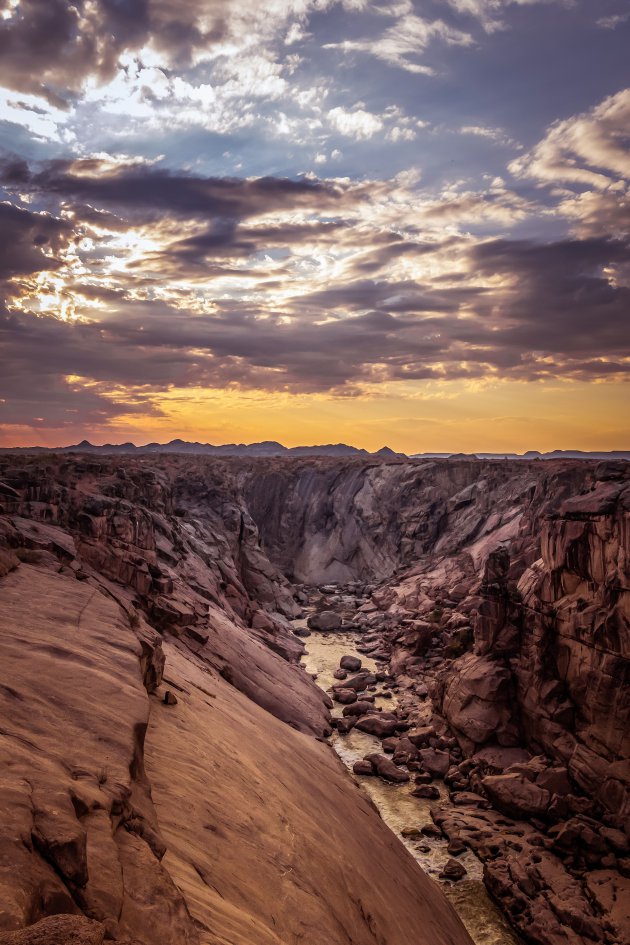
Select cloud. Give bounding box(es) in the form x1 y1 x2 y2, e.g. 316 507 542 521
2 222 628 434
469 236 630 364
0 156 354 222
458 124 520 148
0 0 336 104
509 88 630 236
596 12 630 29
325 13 473 74
328 105 384 139
446 0 573 33
510 88 630 189
0 201 72 280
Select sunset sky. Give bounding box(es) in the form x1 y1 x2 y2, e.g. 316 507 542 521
0 0 628 452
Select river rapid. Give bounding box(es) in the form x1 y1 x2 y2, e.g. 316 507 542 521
301 627 523 945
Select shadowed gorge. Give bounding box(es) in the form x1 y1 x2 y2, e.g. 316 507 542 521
0 453 627 945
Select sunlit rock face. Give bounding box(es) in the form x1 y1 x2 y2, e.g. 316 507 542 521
0 452 628 945
0 454 474 945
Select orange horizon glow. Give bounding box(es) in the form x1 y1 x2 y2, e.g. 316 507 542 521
1 378 628 454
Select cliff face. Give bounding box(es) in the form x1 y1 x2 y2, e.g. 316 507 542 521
1 452 628 945
517 474 630 818
0 455 474 945
238 456 629 824
238 457 590 584
236 455 630 945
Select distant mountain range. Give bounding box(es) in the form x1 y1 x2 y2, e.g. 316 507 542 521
0 438 404 458
0 439 627 460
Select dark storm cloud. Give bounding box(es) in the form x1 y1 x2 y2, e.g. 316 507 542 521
1 158 349 222
470 237 630 357
0 0 236 105
298 279 465 314
163 219 351 265
0 201 72 280
3 231 629 428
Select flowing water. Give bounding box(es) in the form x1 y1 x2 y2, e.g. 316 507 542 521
300 626 523 945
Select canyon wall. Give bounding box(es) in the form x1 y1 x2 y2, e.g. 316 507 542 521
239 457 629 821
0 452 628 944
0 455 473 945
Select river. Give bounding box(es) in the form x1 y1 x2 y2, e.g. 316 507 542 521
301 626 523 945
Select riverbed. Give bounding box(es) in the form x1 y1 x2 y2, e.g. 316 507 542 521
301 627 523 945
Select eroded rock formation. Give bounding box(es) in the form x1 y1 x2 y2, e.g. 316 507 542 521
1 452 628 945
0 455 473 945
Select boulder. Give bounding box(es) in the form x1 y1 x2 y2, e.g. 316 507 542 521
355 715 400 738
439 654 518 749
336 717 356 734
419 748 451 779
408 726 436 749
411 785 440 799
364 754 410 784
340 672 377 692
482 773 551 819
340 655 362 672
353 760 374 776
333 688 357 705
439 859 467 881
342 700 378 717
307 611 342 631
447 838 467 856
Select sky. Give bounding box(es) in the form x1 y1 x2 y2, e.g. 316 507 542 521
0 0 628 453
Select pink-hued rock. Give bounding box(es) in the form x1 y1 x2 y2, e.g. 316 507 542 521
481 773 551 819
1 450 629 945
364 754 410 783
0 455 475 945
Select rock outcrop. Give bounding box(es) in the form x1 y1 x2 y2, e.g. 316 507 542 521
0 455 474 945
1 451 629 945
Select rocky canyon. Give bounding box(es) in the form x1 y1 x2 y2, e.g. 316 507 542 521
0 453 628 945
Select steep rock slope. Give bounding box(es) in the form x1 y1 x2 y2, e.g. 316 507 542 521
0 456 473 945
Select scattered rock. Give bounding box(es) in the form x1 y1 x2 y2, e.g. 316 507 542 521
365 754 410 783
419 748 451 779
340 655 362 672
447 838 467 856
307 611 342 631
355 715 400 738
482 773 551 819
342 700 377 717
353 760 374 776
411 784 440 799
439 859 467 881
333 688 357 705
